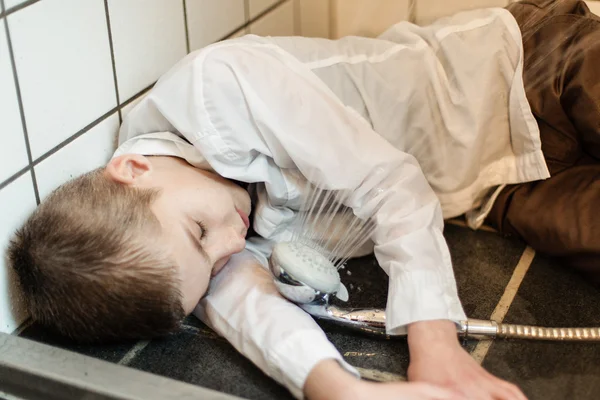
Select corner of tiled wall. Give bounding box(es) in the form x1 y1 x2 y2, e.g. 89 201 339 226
0 0 327 335
1 0 599 335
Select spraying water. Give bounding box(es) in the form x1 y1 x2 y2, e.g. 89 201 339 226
289 182 377 271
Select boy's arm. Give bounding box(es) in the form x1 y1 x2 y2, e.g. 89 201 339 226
196 251 462 400
193 250 360 399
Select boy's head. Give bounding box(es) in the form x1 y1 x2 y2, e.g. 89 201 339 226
8 155 251 343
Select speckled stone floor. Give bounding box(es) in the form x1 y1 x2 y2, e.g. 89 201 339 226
18 222 600 400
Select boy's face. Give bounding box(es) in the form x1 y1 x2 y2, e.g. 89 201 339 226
105 155 251 314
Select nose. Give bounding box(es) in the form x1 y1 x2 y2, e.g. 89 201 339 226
206 226 246 264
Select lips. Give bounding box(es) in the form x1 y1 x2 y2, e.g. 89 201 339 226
236 208 250 230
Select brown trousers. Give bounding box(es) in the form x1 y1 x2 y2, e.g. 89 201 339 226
487 0 600 282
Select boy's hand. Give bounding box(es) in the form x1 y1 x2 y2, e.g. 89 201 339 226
305 359 462 400
407 320 527 400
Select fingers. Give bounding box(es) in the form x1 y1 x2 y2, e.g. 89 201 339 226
450 375 526 400
489 379 527 400
411 383 466 400
464 374 526 400
474 367 527 400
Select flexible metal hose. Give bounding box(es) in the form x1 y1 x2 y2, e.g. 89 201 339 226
496 324 600 341
452 319 600 342
308 309 600 342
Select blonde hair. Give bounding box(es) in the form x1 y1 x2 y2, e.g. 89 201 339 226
8 168 184 343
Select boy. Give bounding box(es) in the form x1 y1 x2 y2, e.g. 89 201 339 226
8 0 598 399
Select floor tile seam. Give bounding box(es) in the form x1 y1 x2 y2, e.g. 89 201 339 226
117 339 151 366
471 246 536 364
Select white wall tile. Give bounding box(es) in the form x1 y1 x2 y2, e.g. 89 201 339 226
8 0 116 160
109 0 187 102
331 0 409 38
249 0 279 20
8 0 116 158
298 0 330 38
185 0 245 52
586 1 600 16
0 172 37 333
35 114 119 200
416 0 509 26
250 1 295 37
0 19 28 183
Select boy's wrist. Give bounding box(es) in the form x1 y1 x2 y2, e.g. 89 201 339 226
407 319 460 358
304 359 362 400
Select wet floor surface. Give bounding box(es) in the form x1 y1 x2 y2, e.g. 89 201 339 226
18 222 600 400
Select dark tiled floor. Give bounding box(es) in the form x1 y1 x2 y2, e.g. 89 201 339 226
127 325 292 400
483 254 600 400
17 224 600 400
444 224 526 320
19 323 137 363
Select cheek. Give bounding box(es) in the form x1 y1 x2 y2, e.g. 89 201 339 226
178 263 211 314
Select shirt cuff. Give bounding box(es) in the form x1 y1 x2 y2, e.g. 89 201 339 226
267 329 360 399
385 270 467 336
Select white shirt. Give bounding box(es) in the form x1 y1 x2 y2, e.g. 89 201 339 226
114 8 548 398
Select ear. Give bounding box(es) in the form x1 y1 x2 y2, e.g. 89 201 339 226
104 154 153 185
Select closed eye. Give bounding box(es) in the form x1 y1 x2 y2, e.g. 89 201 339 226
196 221 207 240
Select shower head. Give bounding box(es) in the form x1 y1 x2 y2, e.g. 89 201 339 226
269 241 348 305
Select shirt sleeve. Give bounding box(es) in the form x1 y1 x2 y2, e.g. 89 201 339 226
193 250 360 399
148 38 466 333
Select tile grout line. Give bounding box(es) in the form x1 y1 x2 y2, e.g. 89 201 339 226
3 1 40 204
293 0 301 35
117 340 151 366
0 165 30 191
224 0 287 39
119 82 153 109
1 0 40 19
408 0 417 24
182 0 190 54
30 107 120 168
11 317 33 336
328 0 336 39
103 0 122 125
0 83 154 191
471 246 536 364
